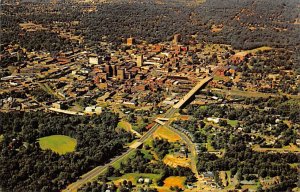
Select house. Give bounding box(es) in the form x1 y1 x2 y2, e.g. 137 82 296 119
144 178 152 184
137 177 144 183
52 102 63 109
21 101 39 110
186 183 195 189
203 171 214 178
240 180 256 185
211 96 219 100
207 117 220 124
145 123 155 130
84 106 102 114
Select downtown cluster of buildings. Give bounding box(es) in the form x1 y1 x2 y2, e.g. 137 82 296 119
0 35 216 113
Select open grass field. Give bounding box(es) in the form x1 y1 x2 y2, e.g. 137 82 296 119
38 135 77 155
112 173 162 186
292 187 300 192
118 120 142 137
0 135 3 142
252 144 300 153
141 149 153 160
144 137 153 147
240 46 272 54
200 105 208 110
289 163 299 168
163 176 186 189
233 47 273 61
223 170 239 191
227 119 238 127
211 88 300 100
153 126 180 142
118 121 132 131
112 150 136 169
219 171 228 187
242 184 259 191
206 138 216 151
163 154 191 168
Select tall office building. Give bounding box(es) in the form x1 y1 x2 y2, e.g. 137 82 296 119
112 65 117 76
88 55 99 65
173 34 181 45
127 38 134 46
104 64 112 77
117 68 125 80
136 55 143 67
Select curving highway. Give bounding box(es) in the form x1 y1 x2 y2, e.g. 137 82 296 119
63 108 177 192
63 76 213 192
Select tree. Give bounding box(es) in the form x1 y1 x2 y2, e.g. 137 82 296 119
219 119 227 127
106 166 115 177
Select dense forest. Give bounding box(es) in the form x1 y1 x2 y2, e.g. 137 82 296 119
0 111 134 191
176 96 300 191
175 97 299 148
197 144 298 191
78 140 197 192
1 0 299 52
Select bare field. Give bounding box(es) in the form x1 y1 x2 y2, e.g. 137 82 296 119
163 176 186 189
153 126 180 142
163 154 191 168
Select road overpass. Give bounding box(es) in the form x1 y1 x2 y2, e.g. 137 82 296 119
63 107 178 192
62 76 214 191
173 76 213 109
154 119 166 125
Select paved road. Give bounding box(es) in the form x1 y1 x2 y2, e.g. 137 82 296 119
63 108 177 192
164 124 199 177
165 121 219 191
63 76 212 192
173 76 213 109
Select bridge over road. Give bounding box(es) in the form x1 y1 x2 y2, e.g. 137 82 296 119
173 76 213 109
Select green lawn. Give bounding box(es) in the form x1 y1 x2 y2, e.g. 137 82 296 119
141 149 153 160
224 170 238 190
242 183 259 191
112 150 136 169
153 126 180 142
200 105 208 110
289 163 299 168
38 135 77 155
118 121 132 131
244 46 272 54
144 137 153 147
253 144 300 153
206 139 215 151
110 173 162 185
118 121 142 137
0 135 3 142
227 119 238 127
212 88 300 100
